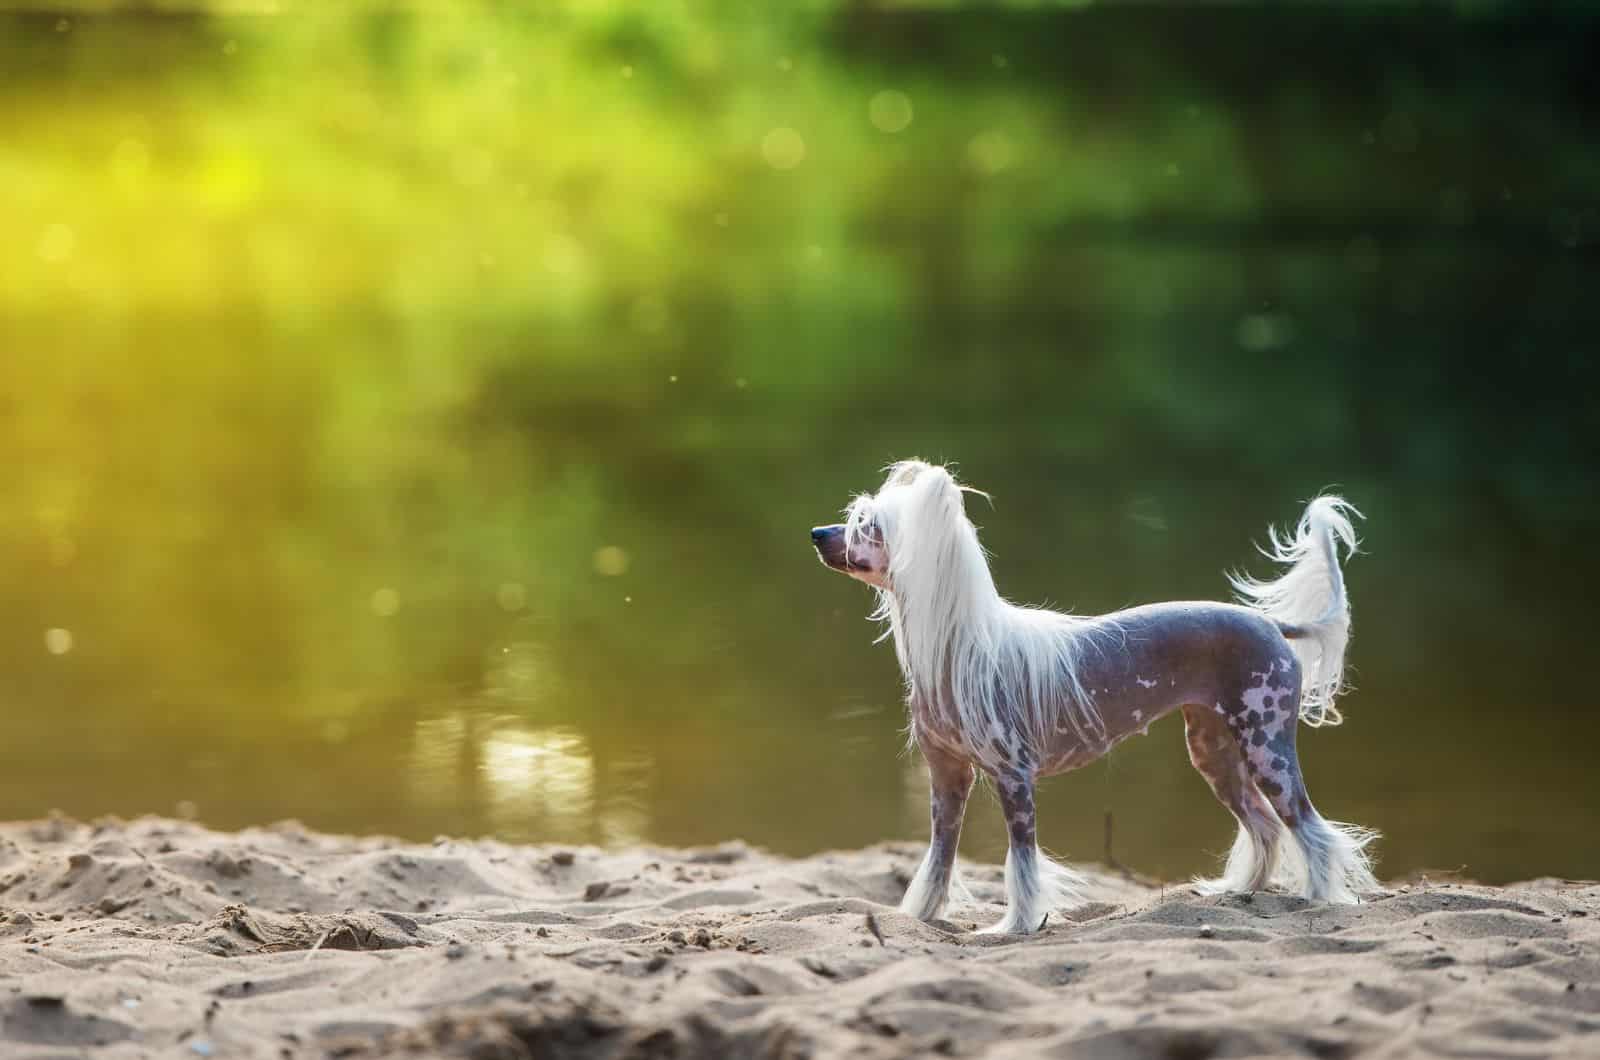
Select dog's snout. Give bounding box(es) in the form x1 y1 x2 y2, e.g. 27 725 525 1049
811 524 854 575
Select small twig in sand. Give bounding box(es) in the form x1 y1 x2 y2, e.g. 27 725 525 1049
864 912 886 947
1102 811 1142 883
302 928 333 963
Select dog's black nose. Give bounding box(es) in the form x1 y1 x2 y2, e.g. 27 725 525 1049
812 525 839 543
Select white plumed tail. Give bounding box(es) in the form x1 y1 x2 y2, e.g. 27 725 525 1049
1230 495 1361 727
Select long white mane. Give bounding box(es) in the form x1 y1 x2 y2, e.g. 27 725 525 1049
846 461 1107 769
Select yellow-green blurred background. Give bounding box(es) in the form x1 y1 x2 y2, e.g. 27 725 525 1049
2 1 1596 883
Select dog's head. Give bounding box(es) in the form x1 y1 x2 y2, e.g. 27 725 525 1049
811 460 980 592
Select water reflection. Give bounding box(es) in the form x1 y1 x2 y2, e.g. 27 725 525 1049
480 724 595 832
404 714 656 847
406 714 472 819
486 641 553 706
598 751 655 848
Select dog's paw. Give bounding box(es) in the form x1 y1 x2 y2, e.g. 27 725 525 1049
976 912 1042 936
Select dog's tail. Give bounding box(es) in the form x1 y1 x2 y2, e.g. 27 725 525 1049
1229 495 1361 727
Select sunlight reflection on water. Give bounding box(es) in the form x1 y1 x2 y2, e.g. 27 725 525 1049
480 724 595 830
487 641 551 705
407 714 470 814
407 714 652 846
598 750 654 847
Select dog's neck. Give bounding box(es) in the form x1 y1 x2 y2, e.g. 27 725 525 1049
879 553 1005 704
876 546 1107 766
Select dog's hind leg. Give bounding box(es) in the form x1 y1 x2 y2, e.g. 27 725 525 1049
1236 699 1379 904
899 746 975 922
1183 705 1282 895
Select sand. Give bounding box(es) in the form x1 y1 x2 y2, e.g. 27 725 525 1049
1 816 1595 1059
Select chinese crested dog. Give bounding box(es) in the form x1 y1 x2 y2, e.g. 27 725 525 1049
811 461 1379 935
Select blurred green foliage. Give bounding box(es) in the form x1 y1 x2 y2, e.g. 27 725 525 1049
0 2 1595 880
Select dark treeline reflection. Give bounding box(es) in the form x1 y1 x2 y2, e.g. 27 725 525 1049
1 3 1595 883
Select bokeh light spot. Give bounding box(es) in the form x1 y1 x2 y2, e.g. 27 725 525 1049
45 627 74 655
543 234 586 276
868 90 913 133
1237 313 1295 352
967 130 1015 174
762 127 806 170
497 582 527 611
36 224 76 264
593 546 630 576
371 587 401 617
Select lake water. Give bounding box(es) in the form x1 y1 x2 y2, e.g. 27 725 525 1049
2 6 1595 885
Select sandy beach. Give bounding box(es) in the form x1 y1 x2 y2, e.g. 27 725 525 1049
1 816 1595 1058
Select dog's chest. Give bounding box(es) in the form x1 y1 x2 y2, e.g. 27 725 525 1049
906 695 972 759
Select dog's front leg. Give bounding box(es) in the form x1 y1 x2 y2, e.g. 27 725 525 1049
980 768 1049 935
898 746 975 922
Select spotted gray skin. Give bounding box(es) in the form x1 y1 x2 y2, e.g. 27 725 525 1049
1050 602 1326 839
1045 603 1322 832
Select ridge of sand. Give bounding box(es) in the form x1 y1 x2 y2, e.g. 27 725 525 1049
1 816 1596 1058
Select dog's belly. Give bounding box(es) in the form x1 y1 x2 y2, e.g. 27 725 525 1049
1036 601 1300 776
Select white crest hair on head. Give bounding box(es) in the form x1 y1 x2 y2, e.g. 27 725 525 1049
847 460 1107 768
